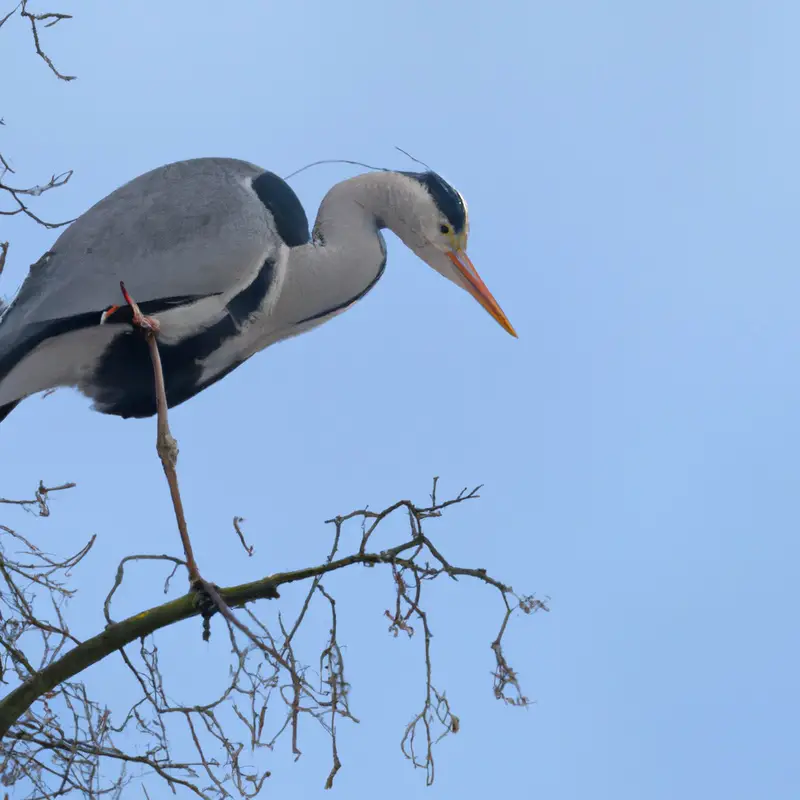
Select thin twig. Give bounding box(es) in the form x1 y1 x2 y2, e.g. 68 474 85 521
19 0 75 80
232 516 254 557
0 165 75 229
0 481 76 516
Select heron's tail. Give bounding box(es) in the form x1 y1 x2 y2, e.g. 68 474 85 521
0 307 26 424
0 400 19 424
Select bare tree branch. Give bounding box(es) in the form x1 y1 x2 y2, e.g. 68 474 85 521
0 480 76 516
0 1 76 238
232 516 254 557
13 0 76 81
0 477 545 795
0 164 75 228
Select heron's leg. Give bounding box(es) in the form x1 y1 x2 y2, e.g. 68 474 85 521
116 282 221 636
115 283 282 641
118 282 161 333
142 328 200 581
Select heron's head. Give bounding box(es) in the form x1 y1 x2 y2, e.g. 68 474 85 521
392 171 517 337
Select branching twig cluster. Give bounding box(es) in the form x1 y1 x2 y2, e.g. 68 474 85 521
0 151 74 229
1 0 76 271
104 478 545 796
0 1 75 81
0 484 212 799
0 477 546 798
0 479 75 516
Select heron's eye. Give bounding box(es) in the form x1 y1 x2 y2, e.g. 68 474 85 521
440 224 450 235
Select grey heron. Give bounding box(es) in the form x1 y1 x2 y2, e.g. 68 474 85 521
0 157 516 424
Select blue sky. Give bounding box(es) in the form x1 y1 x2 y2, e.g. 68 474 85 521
2 1 799 797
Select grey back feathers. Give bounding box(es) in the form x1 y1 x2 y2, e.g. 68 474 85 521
1 158 285 333
0 157 305 418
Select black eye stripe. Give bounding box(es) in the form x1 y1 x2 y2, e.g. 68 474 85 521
401 171 467 234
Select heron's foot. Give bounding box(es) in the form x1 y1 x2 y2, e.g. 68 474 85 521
119 281 161 334
133 312 160 334
191 577 221 642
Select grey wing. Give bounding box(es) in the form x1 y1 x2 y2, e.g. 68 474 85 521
2 158 285 333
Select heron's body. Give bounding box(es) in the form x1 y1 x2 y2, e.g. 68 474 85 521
0 156 514 424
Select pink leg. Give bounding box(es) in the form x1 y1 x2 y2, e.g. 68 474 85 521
119 282 161 333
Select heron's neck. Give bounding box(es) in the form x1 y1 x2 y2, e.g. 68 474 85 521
279 173 412 327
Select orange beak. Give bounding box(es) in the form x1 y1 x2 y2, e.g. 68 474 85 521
447 250 517 337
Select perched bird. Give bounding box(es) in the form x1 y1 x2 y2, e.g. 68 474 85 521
0 157 516 424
